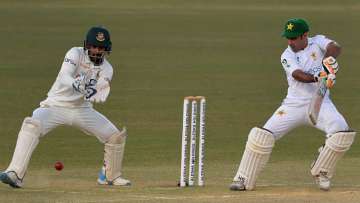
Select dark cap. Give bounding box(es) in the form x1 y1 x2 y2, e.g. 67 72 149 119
85 26 112 51
282 18 309 38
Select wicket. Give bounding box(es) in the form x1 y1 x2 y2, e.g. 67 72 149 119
179 96 206 187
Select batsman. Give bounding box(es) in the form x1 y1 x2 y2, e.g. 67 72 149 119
230 18 356 191
0 26 131 188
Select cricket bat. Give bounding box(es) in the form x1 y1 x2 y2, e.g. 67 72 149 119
308 78 328 125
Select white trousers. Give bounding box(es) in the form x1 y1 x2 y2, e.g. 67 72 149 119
32 106 119 143
263 100 349 140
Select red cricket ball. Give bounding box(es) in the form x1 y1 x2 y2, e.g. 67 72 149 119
54 161 64 171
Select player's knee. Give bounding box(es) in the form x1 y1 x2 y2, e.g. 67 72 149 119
247 127 275 154
327 119 349 134
106 127 127 144
262 123 284 140
20 117 42 138
327 131 356 152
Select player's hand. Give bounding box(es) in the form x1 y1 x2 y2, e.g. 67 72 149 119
322 56 339 74
89 77 110 103
84 79 97 99
326 73 336 89
314 71 327 82
72 74 86 94
73 73 98 99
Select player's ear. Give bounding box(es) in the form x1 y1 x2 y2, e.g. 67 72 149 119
302 32 308 39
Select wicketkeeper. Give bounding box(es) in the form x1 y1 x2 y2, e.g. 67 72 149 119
230 18 355 191
0 26 131 188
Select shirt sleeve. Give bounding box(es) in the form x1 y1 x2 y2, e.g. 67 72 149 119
312 35 333 52
280 51 301 76
57 48 81 87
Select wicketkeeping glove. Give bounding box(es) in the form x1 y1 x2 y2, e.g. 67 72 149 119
72 73 98 99
84 79 98 99
88 77 110 103
72 74 87 94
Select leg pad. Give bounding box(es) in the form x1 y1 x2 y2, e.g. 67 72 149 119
311 131 356 178
7 117 41 180
103 128 127 181
233 127 275 190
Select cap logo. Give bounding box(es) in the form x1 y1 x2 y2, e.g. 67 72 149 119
287 23 294 31
96 32 105 42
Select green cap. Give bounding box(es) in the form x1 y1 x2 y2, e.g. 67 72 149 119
282 18 309 38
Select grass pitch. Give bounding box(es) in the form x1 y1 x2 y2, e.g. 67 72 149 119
0 0 359 202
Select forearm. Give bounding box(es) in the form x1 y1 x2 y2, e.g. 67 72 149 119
58 72 75 87
292 69 317 83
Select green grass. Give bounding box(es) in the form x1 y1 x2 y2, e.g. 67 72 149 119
0 0 360 202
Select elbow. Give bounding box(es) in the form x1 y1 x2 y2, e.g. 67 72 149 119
337 45 342 57
334 43 342 57
327 42 342 58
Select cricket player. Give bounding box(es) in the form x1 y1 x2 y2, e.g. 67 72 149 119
0 26 131 188
230 18 356 191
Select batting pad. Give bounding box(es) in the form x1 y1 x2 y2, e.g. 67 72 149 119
311 131 356 178
104 128 127 181
233 127 275 190
7 117 41 179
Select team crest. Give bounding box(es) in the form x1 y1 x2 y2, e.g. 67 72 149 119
282 59 290 68
96 32 105 42
287 23 294 31
311 52 317 61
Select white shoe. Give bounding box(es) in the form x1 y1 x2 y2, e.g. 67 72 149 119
111 177 131 186
229 177 246 191
0 171 23 188
97 168 131 186
314 172 330 191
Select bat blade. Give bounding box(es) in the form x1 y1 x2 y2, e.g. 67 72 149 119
308 79 328 125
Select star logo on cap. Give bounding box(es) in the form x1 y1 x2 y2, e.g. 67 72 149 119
287 23 294 31
96 32 105 42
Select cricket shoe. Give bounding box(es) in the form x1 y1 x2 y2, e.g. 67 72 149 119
314 172 330 191
97 167 131 186
0 171 23 188
229 177 246 191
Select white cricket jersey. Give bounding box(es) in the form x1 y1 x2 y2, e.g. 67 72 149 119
280 35 333 106
40 47 113 108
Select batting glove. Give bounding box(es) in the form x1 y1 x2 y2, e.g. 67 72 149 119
326 73 336 89
314 71 327 82
322 56 339 74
